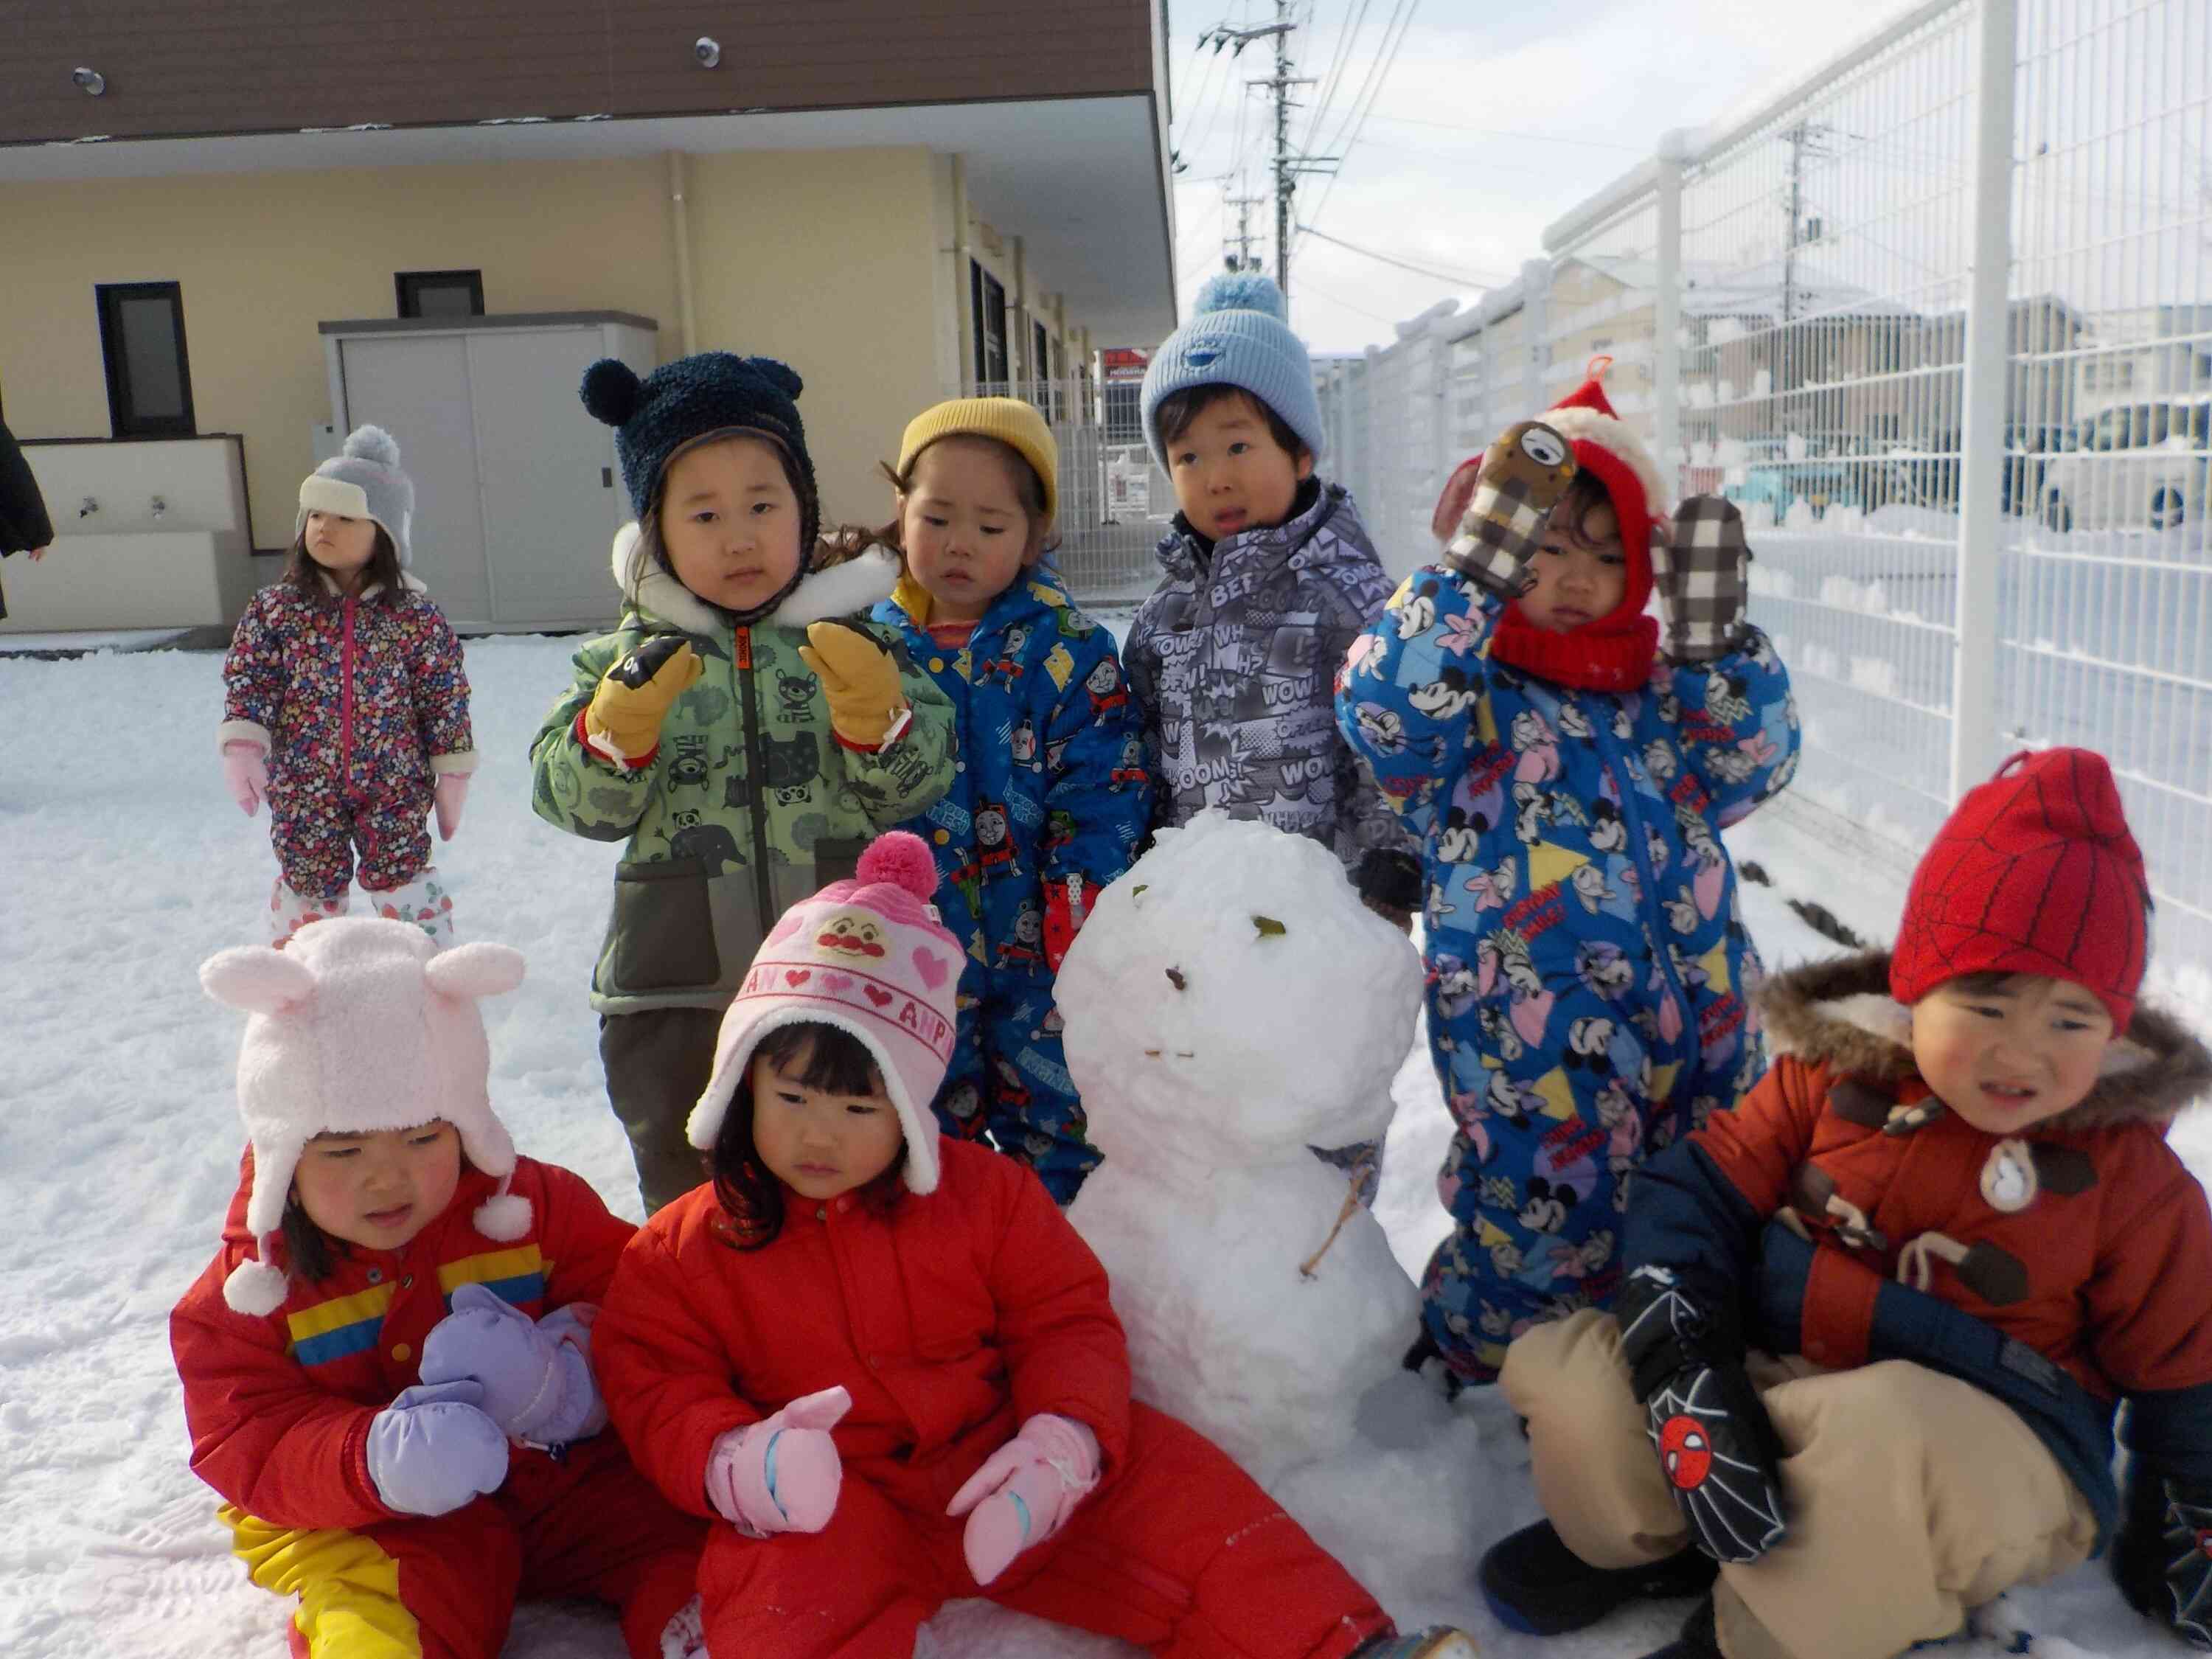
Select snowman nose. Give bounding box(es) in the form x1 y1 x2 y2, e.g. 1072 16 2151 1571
1165 967 1187 991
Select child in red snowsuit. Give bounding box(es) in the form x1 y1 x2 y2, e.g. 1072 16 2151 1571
170 917 706 1659
593 831 1478 1659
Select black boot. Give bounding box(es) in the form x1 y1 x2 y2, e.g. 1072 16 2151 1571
1480 1519 1718 1636
1641 1595 1722 1659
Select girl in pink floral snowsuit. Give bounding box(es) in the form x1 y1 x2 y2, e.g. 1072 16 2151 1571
218 427 475 945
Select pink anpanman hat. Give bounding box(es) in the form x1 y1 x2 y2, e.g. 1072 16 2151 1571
686 832 959 1193
199 918 529 1316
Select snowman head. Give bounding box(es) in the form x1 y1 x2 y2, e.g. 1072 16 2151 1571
1057 812 1423 1166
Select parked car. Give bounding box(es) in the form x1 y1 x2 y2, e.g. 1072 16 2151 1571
2038 401 2211 532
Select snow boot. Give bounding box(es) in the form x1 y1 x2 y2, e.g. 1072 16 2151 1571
1481 1519 1717 1636
1640 1595 1721 1659
366 866 455 947
270 879 348 948
1351 1627 1481 1658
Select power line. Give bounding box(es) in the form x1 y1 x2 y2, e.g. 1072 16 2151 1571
1295 221 1506 287
1360 111 1646 152
1298 0 1422 251
1289 274 1407 327
1298 0 1371 159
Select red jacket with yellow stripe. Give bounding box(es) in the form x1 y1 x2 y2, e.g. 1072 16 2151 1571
594 1135 1132 1521
170 1153 634 1531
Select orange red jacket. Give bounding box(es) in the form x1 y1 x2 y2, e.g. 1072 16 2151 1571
170 1153 635 1530
594 1136 1133 1520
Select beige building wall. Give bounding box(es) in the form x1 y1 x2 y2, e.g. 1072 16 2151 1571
1 145 1104 565
0 156 681 552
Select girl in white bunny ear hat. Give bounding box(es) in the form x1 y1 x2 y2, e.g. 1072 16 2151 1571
169 917 711 1659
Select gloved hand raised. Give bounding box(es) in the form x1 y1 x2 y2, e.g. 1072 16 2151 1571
1653 496 1753 664
1615 1263 1787 1565
798 622 911 751
1438 420 1579 599
585 633 702 763
419 1282 606 1446
364 1380 509 1516
704 1385 852 1536
223 740 269 817
946 1413 1101 1585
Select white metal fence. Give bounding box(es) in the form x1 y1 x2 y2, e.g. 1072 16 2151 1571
1317 0 2212 986
970 376 1170 605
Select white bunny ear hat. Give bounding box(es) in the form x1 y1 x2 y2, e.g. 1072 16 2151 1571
199 918 527 1315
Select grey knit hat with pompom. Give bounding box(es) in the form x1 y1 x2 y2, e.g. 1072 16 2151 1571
298 425 416 568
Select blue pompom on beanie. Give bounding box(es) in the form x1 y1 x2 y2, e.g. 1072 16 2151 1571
580 351 820 553
1139 273 1324 471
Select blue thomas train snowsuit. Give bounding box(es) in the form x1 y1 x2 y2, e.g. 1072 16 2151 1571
874 566 1150 1202
1336 394 1799 1384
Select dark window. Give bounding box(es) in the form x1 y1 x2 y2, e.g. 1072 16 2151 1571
396 270 486 319
1031 319 1057 418
96 282 196 439
970 261 1008 387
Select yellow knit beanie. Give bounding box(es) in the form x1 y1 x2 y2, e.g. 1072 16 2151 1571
896 397 1059 529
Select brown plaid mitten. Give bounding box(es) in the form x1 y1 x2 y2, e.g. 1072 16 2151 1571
1440 420 1578 599
1657 495 1753 662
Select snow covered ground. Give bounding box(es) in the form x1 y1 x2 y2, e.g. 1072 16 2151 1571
0 631 2202 1659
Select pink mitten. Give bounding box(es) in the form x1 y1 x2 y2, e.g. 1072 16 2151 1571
434 772 472 841
703 1385 851 1536
222 741 269 817
946 1413 1100 1585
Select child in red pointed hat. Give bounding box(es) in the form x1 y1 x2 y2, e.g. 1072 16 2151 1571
1491 747 2212 1659
1335 358 1802 1388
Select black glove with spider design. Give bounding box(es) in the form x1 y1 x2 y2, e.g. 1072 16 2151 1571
1615 1262 1788 1565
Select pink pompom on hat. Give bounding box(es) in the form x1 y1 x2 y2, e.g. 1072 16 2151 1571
198 917 529 1316
687 832 959 1194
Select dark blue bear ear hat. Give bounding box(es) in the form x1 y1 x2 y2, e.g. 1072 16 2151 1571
581 352 824 588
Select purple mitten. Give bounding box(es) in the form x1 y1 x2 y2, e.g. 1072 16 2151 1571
364 1380 509 1516
420 1282 605 1445
946 1413 1100 1585
703 1385 851 1535
222 741 268 817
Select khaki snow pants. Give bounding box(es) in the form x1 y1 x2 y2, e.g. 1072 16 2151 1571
1501 1310 2098 1659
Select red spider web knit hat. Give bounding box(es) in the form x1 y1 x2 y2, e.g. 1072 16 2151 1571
1891 748 2150 1031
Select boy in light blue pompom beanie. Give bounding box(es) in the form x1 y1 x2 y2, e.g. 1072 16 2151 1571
1138 271 1327 472
1124 269 1421 1011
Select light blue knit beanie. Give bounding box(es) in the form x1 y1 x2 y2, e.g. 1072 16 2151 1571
1140 273 1324 471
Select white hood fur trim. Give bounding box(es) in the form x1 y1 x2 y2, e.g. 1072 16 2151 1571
1546 404 1670 520
610 524 900 633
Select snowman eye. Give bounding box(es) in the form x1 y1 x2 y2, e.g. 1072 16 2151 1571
1253 915 1287 938
1165 966 1187 991
1520 426 1569 468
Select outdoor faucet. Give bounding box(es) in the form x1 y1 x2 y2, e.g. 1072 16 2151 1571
78 495 99 518
150 495 167 520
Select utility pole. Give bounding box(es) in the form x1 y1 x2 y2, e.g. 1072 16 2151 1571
1778 121 1829 398
1225 186 1266 272
1200 10 1322 297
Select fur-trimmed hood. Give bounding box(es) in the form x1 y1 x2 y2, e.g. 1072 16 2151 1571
608 522 899 636
1759 948 2212 1132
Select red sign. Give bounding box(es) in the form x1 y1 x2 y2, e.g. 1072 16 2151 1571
1101 347 1150 383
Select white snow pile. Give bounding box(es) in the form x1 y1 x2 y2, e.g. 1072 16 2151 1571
0 633 2200 1659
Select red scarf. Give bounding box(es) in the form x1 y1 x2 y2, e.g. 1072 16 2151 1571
1488 602 1658 692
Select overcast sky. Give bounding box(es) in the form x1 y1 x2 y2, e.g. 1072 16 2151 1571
1165 0 1929 353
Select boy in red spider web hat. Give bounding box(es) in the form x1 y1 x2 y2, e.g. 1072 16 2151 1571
1483 748 2212 1659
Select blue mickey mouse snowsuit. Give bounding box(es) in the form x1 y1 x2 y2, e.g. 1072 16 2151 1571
874 566 1150 1202
1337 569 1798 1382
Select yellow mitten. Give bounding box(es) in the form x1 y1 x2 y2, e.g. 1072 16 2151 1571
585 634 703 762
798 622 910 750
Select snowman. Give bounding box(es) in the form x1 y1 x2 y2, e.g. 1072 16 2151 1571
1057 811 1428 1487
